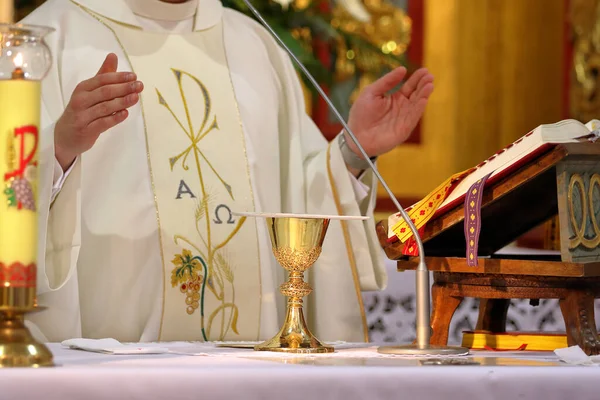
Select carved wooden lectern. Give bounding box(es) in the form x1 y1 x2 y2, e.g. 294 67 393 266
377 143 600 355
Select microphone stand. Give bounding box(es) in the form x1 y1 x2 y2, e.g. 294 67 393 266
242 0 467 356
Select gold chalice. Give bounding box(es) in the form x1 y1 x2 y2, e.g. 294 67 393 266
234 212 368 353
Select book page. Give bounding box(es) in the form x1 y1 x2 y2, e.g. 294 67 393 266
441 120 590 209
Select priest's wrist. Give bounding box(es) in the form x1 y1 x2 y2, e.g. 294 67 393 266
54 143 78 172
337 131 377 177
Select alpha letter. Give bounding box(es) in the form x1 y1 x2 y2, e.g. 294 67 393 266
176 179 196 199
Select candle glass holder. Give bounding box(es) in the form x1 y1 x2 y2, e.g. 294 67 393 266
0 23 54 367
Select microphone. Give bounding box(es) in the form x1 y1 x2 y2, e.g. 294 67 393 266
240 0 467 355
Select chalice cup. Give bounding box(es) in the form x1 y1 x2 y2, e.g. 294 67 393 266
234 212 368 353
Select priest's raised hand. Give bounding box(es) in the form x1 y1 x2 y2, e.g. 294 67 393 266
54 53 144 171
345 67 434 160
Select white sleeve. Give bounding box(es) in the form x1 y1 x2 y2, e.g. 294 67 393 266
51 157 78 203
348 171 371 205
25 11 83 295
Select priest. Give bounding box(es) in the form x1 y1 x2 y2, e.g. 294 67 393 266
22 0 434 343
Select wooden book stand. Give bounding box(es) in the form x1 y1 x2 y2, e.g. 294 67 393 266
377 143 600 355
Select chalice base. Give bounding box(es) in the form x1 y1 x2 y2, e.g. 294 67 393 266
254 305 333 354
0 308 54 367
377 344 469 356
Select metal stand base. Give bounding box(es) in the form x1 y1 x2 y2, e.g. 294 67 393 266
0 309 54 367
377 344 469 356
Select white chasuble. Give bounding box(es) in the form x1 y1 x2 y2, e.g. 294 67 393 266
97 16 261 341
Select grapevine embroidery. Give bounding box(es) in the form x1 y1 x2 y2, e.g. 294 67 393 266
170 249 208 341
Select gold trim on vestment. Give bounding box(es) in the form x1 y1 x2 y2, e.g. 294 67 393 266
220 23 262 340
325 142 369 342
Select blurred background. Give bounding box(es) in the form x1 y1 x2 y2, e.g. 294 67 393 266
7 0 600 343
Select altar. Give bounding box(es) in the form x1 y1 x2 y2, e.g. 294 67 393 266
0 342 596 400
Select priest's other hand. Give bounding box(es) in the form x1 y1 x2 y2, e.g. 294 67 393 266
54 53 144 171
346 67 434 158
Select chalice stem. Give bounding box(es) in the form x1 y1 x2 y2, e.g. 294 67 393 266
254 270 333 353
281 271 309 337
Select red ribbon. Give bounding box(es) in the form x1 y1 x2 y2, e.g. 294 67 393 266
483 344 528 352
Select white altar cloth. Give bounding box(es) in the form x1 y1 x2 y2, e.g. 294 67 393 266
0 343 597 400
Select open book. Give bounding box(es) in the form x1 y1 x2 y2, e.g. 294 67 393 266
387 119 600 240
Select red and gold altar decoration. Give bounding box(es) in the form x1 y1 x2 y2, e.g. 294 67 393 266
330 0 412 102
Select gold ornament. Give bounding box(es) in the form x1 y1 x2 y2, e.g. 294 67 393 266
570 0 600 121
331 0 411 102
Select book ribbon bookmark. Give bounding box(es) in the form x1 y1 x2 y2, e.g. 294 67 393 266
464 172 493 266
